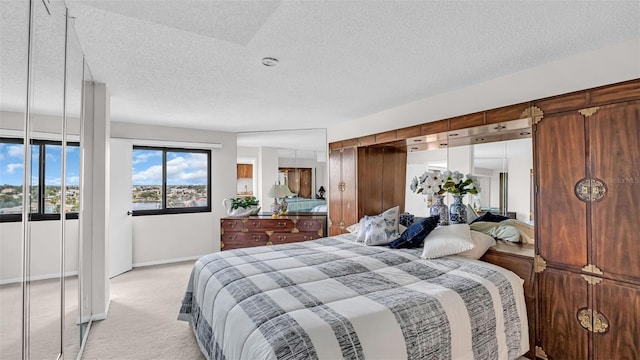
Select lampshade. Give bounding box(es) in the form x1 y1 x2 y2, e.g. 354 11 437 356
268 184 294 198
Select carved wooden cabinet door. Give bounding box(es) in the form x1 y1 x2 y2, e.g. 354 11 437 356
535 99 640 359
535 110 588 271
589 101 640 283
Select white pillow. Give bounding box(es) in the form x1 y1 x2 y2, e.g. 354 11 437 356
457 230 496 260
421 224 475 259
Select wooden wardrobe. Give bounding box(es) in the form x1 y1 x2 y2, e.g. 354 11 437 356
533 82 640 359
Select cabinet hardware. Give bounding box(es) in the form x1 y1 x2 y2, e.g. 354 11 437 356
578 106 600 117
291 228 300 233
581 274 603 285
582 264 603 275
534 255 547 273
338 181 346 192
577 308 609 333
574 178 607 202
266 241 273 245
220 241 225 249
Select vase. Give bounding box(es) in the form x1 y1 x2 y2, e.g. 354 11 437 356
449 195 467 224
430 195 449 226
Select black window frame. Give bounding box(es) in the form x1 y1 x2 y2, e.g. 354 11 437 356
0 137 80 223
132 145 212 216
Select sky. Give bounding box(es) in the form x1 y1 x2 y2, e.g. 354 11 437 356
1 144 207 187
132 149 208 186
0 143 80 186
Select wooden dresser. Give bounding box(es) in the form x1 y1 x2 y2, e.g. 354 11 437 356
220 214 326 251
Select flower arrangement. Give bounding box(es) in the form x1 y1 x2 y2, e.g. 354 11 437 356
229 196 259 210
410 170 481 198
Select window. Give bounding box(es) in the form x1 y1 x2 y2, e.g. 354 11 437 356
132 146 211 215
0 138 80 222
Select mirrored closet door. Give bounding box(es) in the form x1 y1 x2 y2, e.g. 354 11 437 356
0 0 94 358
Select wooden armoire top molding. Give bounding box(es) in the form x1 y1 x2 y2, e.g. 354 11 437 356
329 78 640 149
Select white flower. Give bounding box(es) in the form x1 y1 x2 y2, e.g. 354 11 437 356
409 177 419 192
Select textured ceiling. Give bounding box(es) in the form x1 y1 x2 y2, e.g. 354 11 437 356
3 1 640 139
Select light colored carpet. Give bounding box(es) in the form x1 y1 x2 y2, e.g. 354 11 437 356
81 261 205 360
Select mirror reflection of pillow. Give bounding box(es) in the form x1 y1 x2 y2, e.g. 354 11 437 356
469 211 510 224
499 219 535 244
470 221 521 243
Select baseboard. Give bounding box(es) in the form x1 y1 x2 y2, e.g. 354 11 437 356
132 255 203 268
91 297 111 321
0 271 78 285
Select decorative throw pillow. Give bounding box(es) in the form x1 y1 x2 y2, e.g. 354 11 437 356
348 219 406 237
389 216 439 249
456 230 496 260
421 224 475 259
361 215 391 246
355 206 400 245
469 211 510 224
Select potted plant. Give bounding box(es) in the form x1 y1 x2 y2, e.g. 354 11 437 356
222 196 260 216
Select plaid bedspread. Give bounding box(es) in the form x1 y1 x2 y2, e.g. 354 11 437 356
179 235 528 360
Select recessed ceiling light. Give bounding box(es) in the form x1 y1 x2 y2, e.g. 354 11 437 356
262 57 279 66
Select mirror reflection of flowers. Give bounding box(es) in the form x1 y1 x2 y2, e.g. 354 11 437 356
410 170 481 197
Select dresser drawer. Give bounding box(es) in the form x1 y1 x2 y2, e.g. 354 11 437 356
221 233 269 250
245 219 294 232
221 219 246 232
294 219 323 233
270 232 322 245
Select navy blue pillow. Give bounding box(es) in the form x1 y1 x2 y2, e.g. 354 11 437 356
469 211 510 224
389 215 439 249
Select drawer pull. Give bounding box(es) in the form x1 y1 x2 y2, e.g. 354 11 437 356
277 222 287 227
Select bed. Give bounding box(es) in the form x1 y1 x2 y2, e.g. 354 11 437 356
285 197 327 212
178 234 529 360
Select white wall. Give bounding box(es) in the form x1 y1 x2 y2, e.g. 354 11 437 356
110 121 237 264
0 221 80 284
258 147 279 212
328 38 640 142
